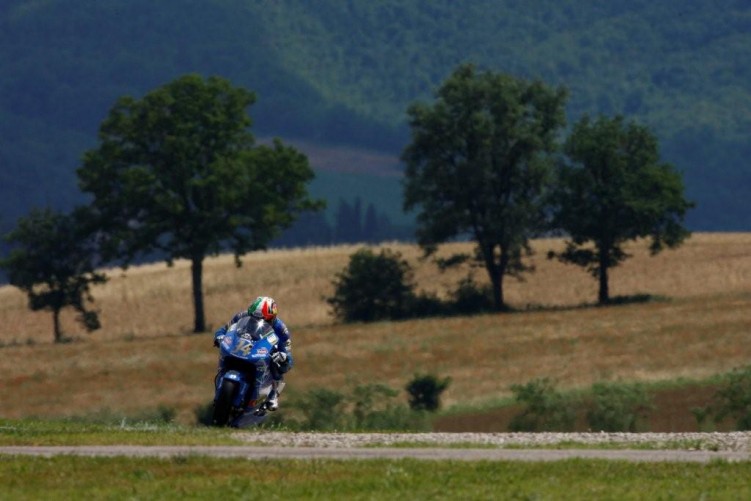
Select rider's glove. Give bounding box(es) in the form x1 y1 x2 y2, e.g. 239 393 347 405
213 335 224 347
271 351 288 367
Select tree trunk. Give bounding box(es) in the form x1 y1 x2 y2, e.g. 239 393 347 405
191 256 205 332
487 246 508 312
497 249 510 311
598 247 610 304
490 269 504 311
52 309 62 343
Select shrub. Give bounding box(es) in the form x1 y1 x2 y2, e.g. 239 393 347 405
352 383 430 431
405 373 451 412
508 378 577 432
711 365 751 430
586 381 653 432
407 291 448 317
287 383 429 431
294 388 347 431
327 248 416 322
450 274 495 315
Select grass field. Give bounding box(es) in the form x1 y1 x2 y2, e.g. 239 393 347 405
0 233 750 428
2 454 751 500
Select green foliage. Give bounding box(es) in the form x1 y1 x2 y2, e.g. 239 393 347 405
291 388 347 431
586 382 653 432
328 248 501 322
350 383 424 430
327 247 416 322
0 207 107 342
450 274 495 315
77 74 323 332
549 114 693 304
405 373 451 412
710 365 751 430
1 0 751 246
403 64 567 310
509 378 577 432
287 384 429 431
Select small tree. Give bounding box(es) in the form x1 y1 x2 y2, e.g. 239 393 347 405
0 207 107 342
405 373 451 412
327 248 415 322
549 114 693 304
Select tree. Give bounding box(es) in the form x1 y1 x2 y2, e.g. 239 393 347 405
402 64 567 310
327 248 415 322
405 373 451 412
0 208 107 342
77 74 323 333
549 114 693 304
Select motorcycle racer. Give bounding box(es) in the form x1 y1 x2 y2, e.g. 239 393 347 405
213 296 293 411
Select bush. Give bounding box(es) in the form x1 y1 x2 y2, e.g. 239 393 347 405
711 365 751 430
288 384 429 431
586 381 653 432
352 383 429 431
294 388 347 431
405 373 451 412
327 248 416 322
450 274 495 315
508 378 577 432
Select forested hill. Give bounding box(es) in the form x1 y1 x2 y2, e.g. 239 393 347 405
1 0 750 246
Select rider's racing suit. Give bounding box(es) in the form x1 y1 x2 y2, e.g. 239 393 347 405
213 311 293 409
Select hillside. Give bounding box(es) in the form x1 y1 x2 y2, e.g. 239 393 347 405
0 234 749 426
1 0 749 254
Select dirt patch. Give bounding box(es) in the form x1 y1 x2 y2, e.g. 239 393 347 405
433 384 735 433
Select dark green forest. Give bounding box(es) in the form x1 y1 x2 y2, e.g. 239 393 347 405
1 0 749 259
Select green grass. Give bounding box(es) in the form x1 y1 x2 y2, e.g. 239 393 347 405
0 420 245 447
1 455 750 500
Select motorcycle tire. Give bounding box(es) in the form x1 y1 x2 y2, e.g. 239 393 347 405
212 379 237 426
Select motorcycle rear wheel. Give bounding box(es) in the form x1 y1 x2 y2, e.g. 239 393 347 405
212 379 237 426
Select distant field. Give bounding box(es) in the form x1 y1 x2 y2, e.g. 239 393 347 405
2 233 750 343
0 233 749 425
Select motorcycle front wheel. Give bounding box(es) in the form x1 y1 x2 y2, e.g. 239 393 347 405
212 379 238 426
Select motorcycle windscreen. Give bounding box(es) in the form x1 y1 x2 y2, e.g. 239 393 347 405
230 316 275 340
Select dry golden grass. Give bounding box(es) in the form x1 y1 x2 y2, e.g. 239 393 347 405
0 233 750 423
2 233 750 343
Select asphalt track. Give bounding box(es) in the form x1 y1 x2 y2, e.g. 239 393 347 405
1 446 750 463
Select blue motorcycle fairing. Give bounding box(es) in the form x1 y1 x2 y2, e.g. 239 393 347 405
214 316 279 425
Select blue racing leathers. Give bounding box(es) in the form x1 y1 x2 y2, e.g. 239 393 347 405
213 311 293 378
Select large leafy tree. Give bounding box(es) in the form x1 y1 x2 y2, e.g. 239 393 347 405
78 74 323 333
0 208 107 342
549 114 693 304
402 64 567 311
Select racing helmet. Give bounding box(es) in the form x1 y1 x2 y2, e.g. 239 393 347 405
248 296 278 322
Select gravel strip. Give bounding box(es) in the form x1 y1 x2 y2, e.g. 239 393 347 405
233 431 751 452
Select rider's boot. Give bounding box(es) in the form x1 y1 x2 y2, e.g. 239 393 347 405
266 379 286 411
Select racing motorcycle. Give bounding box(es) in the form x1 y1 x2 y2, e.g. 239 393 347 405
211 315 280 427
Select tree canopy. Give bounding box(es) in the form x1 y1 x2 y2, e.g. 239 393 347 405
403 64 567 310
77 74 323 332
549 114 693 303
